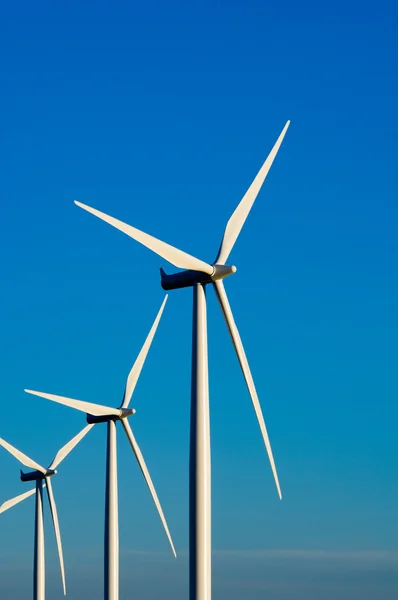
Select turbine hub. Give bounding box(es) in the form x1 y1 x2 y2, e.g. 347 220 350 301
211 264 237 281
120 407 136 419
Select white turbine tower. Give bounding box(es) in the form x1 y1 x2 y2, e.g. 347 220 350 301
0 424 93 600
65 120 290 600
25 295 176 600
66 120 290 600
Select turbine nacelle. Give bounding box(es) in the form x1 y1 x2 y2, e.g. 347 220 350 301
20 469 57 482
160 264 237 291
86 407 136 424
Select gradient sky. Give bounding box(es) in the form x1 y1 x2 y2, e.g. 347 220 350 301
1 0 398 598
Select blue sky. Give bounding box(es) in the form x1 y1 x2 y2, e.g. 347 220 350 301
1 0 398 598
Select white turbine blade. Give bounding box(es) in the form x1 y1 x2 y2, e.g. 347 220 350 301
121 419 177 557
0 488 36 514
49 424 94 470
25 389 119 417
0 438 46 474
45 478 66 595
122 295 168 408
215 121 290 265
213 280 282 499
74 201 213 275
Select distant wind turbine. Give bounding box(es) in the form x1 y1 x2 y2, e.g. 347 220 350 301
66 120 290 600
0 424 93 600
25 295 176 600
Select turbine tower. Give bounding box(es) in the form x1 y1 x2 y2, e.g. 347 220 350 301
0 424 93 600
25 295 176 600
65 120 290 600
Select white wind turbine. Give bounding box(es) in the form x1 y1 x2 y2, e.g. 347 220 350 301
65 120 290 600
25 295 176 600
0 424 93 600
66 120 290 599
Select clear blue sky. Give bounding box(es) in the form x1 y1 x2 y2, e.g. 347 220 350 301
1 0 398 598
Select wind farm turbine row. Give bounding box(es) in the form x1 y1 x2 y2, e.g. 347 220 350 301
1 297 176 600
1 120 290 600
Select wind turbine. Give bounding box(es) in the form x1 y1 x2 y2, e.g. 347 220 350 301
0 424 93 600
25 295 176 600
66 120 290 599
65 120 290 600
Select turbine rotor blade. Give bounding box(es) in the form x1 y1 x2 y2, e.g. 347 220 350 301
0 488 37 514
215 121 290 265
74 201 213 275
213 280 282 499
0 438 46 474
121 419 177 557
25 389 119 417
122 295 168 408
49 424 94 470
45 478 66 595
